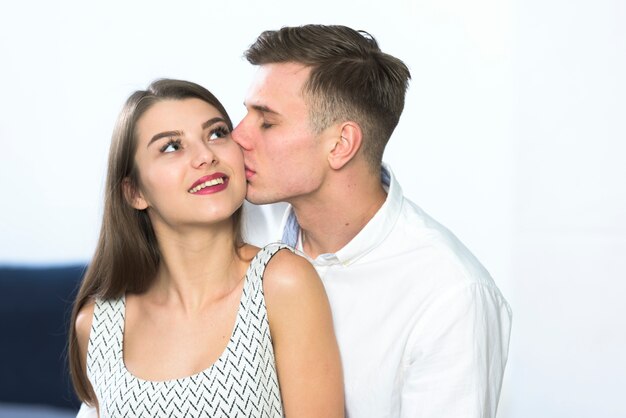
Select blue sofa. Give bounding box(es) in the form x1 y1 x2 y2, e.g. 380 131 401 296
0 265 85 417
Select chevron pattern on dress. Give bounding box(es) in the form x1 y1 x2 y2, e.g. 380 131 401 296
86 243 291 417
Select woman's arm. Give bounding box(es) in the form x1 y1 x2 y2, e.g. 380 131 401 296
264 250 344 417
75 301 100 417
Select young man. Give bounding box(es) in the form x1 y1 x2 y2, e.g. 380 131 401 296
233 25 512 417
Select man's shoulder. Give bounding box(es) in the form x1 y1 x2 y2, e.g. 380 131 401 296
385 196 497 289
242 201 289 246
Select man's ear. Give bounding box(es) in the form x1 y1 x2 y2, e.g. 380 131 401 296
328 122 363 170
122 178 148 210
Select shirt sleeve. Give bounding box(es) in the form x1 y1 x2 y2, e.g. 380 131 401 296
242 201 289 246
76 403 98 418
401 282 512 418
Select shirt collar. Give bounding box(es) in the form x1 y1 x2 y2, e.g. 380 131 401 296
280 163 403 265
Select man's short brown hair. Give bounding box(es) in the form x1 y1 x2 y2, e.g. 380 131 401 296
245 24 411 168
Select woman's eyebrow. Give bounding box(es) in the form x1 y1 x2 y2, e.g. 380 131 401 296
202 117 226 129
147 130 183 148
147 117 226 148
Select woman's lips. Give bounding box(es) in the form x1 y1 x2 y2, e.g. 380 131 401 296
188 173 229 194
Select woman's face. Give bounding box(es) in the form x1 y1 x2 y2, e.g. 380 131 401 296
129 98 246 232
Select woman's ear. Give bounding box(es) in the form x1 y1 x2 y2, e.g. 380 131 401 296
327 122 363 170
122 178 148 210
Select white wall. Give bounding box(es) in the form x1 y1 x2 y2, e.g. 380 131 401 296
1 0 624 416
508 1 626 417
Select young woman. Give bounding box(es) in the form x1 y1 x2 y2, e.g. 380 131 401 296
68 79 344 417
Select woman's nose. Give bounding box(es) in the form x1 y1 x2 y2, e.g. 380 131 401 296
191 143 217 168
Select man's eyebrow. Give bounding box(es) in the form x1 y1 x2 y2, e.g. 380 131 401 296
147 130 183 148
245 103 280 115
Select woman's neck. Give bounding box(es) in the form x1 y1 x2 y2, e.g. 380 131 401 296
147 220 245 313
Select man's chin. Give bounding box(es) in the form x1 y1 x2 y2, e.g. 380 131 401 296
245 192 274 206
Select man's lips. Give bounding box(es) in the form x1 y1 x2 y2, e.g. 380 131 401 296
188 172 228 194
244 165 255 180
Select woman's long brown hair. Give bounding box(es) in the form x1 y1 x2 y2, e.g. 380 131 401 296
68 79 243 403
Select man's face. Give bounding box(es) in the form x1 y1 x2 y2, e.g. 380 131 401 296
232 62 331 205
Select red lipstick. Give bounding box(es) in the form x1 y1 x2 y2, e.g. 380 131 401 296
188 172 229 194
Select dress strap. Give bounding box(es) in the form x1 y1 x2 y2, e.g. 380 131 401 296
260 242 294 264
238 243 295 327
245 243 294 287
86 297 125 381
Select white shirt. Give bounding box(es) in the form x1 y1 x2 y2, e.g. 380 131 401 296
279 164 512 418
77 164 511 418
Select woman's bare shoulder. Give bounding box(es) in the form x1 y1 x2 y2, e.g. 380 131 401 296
262 247 325 303
75 298 96 350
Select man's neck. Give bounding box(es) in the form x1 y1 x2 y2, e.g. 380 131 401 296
290 169 387 259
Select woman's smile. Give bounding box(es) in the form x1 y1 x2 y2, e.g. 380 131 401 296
188 173 229 194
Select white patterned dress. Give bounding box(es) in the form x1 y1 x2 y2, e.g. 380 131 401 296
87 243 290 417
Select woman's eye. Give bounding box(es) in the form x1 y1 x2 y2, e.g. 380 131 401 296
160 139 182 153
209 126 230 140
261 122 274 129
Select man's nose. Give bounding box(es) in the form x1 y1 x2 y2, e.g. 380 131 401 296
232 120 250 150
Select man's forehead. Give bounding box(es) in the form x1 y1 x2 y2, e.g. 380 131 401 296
260 62 311 77
244 63 311 113
251 62 311 92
